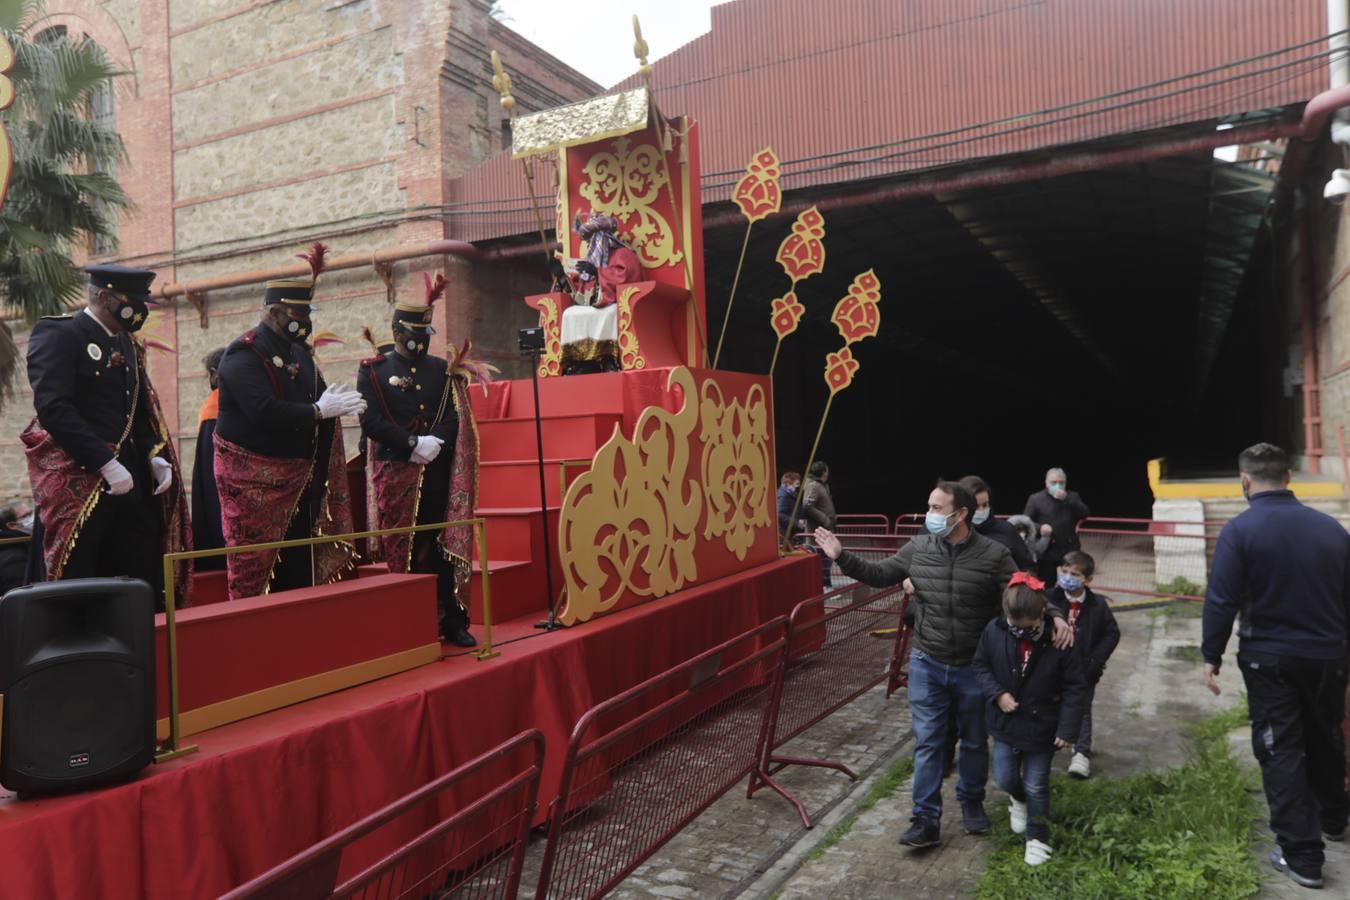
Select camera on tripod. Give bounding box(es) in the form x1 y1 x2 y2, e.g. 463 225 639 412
518 326 545 356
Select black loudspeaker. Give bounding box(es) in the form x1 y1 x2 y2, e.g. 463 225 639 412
0 578 155 794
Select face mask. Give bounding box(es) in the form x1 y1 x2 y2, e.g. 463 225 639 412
925 510 956 538
13 512 33 535
1058 572 1084 593
114 295 150 333
1048 482 1066 499
284 314 312 344
1008 621 1043 641
397 328 429 358
972 508 991 525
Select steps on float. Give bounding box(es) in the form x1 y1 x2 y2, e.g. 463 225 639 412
478 458 590 507
475 413 620 462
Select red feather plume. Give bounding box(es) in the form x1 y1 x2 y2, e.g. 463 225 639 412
423 272 448 307
298 242 328 280
361 324 378 354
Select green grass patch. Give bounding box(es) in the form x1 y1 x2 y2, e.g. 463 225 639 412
974 701 1258 900
1165 644 1204 664
806 755 915 862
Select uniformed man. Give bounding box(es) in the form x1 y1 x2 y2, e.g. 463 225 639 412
358 274 477 647
213 245 365 599
21 264 191 605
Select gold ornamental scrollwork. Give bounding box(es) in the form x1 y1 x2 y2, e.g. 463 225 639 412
558 367 701 625
699 380 771 561
616 285 645 370
535 296 563 377
579 136 683 270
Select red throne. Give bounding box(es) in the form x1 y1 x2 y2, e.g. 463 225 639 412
515 87 706 377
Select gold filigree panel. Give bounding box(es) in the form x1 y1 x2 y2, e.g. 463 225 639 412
558 367 702 624
535 296 563 378
579 136 683 270
616 285 645 370
699 380 771 561
512 87 650 158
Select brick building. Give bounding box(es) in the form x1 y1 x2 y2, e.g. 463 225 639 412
0 0 598 499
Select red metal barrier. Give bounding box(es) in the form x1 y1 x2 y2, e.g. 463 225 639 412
747 584 910 827
221 730 546 900
834 514 891 535
534 618 789 900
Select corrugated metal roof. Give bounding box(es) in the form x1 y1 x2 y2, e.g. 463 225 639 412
447 0 1330 241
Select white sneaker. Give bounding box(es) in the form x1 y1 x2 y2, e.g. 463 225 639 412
1009 799 1027 835
1025 839 1053 866
1068 752 1091 779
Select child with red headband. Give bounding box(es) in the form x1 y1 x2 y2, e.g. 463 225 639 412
972 573 1088 866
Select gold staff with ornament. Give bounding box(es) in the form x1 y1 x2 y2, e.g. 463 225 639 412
767 205 827 377
780 268 882 552
491 50 553 265
713 146 782 368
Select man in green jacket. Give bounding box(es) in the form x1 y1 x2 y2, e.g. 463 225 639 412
816 479 1073 848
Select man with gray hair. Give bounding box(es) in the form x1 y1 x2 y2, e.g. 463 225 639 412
1203 442 1350 890
1023 467 1090 584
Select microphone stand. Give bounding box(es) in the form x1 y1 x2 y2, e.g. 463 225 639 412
525 343 562 630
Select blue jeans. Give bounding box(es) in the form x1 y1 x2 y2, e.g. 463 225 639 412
907 649 989 822
991 740 1054 842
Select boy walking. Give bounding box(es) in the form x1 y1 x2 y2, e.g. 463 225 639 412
973 573 1087 866
1047 550 1119 779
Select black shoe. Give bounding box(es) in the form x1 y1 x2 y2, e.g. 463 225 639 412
961 801 990 835
897 817 940 848
1324 826 1347 843
444 628 477 648
1270 850 1324 889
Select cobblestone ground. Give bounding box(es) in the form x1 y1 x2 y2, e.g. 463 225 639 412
515 678 913 899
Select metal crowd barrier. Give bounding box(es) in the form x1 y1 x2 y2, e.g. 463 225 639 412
833 514 890 535
220 729 545 900
533 618 789 900
747 584 910 827
155 516 493 762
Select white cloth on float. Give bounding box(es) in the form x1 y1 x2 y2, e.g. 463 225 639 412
561 303 617 346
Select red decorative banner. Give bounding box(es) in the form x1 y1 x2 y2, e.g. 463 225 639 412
733 146 782 223
775 206 826 284
823 347 860 396
830 269 881 345
769 291 805 339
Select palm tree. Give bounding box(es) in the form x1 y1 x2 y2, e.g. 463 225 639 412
0 0 129 410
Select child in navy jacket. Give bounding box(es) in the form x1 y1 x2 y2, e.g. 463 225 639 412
973 573 1087 866
1047 550 1119 779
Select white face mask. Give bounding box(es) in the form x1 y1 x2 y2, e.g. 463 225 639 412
13 512 33 534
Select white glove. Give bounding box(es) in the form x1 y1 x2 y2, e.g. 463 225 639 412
316 383 365 419
151 456 173 496
410 435 444 465
100 458 134 496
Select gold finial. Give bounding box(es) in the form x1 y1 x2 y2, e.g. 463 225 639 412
490 50 516 115
633 15 652 82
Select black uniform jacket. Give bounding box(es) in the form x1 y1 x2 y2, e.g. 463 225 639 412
216 324 327 460
27 309 159 472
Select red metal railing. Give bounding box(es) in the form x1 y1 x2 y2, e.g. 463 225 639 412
221 730 546 900
834 514 891 535
747 584 910 827
533 619 789 900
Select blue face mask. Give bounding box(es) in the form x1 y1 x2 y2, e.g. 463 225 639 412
972 508 991 526
1058 572 1084 593
925 510 956 538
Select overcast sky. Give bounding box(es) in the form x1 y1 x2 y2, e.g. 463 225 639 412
493 1 719 88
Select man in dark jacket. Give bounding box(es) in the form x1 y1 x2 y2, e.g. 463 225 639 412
1046 550 1118 779
776 471 802 542
1202 443 1350 890
816 480 1073 848
802 461 836 585
961 475 1033 571
1023 468 1090 584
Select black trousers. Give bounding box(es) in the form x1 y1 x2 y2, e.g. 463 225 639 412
61 486 164 607
272 489 317 593
1239 651 1350 873
415 481 469 637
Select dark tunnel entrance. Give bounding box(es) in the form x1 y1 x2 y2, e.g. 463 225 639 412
702 144 1288 519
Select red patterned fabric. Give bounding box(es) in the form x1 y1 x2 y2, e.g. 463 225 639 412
214 427 355 600
20 342 192 603
368 375 479 590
